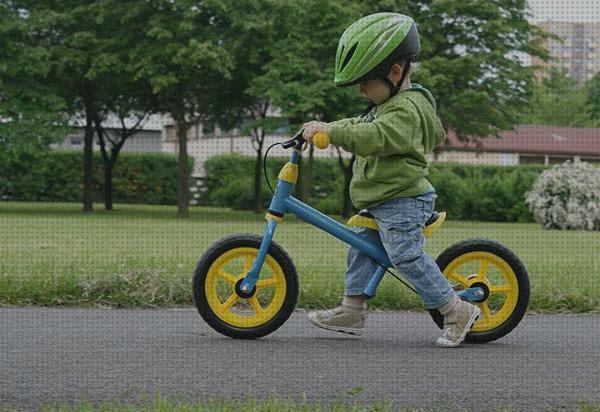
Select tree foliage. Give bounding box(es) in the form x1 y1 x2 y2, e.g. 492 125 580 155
520 68 599 127
0 2 68 164
587 71 600 122
98 0 234 217
3 0 570 217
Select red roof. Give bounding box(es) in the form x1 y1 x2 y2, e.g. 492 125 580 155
442 125 600 157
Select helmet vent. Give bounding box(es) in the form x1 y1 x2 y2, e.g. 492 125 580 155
341 42 358 71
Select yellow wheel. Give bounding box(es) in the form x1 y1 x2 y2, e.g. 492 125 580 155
430 239 529 343
193 234 298 339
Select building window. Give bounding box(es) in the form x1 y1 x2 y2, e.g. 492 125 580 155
519 155 545 164
549 156 572 165
499 153 518 165
164 125 176 143
70 137 82 146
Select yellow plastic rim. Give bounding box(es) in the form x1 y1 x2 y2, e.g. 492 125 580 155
205 247 287 328
443 251 519 332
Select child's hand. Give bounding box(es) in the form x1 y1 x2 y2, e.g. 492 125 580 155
302 121 330 144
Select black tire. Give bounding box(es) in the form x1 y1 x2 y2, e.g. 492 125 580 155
193 233 298 339
429 239 530 343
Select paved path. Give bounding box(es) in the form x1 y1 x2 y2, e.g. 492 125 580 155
1 308 599 410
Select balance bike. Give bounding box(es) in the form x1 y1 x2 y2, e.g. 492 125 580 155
193 131 530 343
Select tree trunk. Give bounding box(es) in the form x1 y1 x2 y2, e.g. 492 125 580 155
104 153 118 211
176 121 190 218
253 132 264 213
83 95 95 212
253 150 262 213
95 122 114 211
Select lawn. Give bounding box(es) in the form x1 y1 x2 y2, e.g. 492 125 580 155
1 201 599 312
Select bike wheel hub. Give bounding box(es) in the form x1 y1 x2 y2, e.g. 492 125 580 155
235 278 257 299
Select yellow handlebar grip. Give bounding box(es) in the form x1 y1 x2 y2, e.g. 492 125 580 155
313 132 330 150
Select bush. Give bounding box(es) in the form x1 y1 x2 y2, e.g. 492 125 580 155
525 160 600 230
1 150 190 205
202 154 346 214
203 154 547 222
202 154 278 210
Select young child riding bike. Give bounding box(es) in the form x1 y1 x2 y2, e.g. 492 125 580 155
302 12 481 347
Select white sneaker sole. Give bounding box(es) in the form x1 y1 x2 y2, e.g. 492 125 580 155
436 306 481 348
307 313 364 336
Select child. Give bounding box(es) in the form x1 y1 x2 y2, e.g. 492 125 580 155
302 12 480 348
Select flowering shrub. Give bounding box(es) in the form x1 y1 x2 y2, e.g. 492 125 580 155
525 160 600 230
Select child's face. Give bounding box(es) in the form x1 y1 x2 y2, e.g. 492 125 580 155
358 63 405 105
359 79 390 105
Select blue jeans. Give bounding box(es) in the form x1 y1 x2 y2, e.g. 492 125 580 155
344 191 455 309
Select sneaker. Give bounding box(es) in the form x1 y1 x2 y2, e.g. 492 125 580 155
435 298 481 348
307 304 367 336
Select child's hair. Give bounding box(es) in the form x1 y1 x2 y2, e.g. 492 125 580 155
395 60 421 81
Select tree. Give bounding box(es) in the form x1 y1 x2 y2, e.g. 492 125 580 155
521 68 599 127
113 0 233 218
78 1 158 211
93 112 152 211
245 0 363 216
10 0 128 212
0 1 68 196
587 71 600 123
204 0 288 213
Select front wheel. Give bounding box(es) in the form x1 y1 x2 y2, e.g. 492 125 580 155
429 239 530 343
193 234 299 339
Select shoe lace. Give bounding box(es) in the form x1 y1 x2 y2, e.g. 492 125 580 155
442 321 456 338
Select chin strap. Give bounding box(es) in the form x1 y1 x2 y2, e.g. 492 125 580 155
383 61 412 98
361 102 376 116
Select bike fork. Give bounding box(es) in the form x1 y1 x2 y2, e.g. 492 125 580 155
239 219 278 293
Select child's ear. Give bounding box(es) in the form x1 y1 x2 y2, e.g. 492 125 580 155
389 63 404 81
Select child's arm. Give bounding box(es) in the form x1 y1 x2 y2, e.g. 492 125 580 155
328 104 418 157
327 116 363 128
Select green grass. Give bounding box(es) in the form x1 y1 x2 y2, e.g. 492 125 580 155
40 395 394 412
26 394 600 412
1 201 599 312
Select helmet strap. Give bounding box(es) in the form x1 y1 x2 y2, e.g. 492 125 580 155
383 77 400 98
383 61 411 98
361 102 376 116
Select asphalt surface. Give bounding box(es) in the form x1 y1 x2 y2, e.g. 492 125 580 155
1 308 599 410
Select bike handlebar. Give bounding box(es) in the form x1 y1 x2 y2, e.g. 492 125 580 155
281 130 330 150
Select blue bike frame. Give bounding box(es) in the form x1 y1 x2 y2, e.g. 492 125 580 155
239 146 483 301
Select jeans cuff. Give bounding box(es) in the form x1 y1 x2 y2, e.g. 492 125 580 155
427 289 456 309
344 288 368 297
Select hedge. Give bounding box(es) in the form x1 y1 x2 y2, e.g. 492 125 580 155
0 150 192 205
201 154 548 222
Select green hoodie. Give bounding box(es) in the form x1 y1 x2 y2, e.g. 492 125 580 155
328 84 445 210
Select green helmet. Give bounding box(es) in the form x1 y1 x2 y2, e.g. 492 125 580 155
334 13 420 87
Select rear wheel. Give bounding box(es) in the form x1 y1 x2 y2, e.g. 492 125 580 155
193 234 298 339
429 239 530 343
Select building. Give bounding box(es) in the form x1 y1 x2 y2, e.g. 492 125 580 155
531 21 600 83
55 113 165 152
56 113 600 176
186 125 600 176
436 125 600 166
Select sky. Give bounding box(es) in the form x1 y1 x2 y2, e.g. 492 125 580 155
528 0 600 22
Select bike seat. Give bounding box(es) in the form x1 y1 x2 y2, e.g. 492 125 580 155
347 210 446 238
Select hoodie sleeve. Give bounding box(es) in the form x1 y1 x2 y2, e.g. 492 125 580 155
328 103 419 157
327 116 363 128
